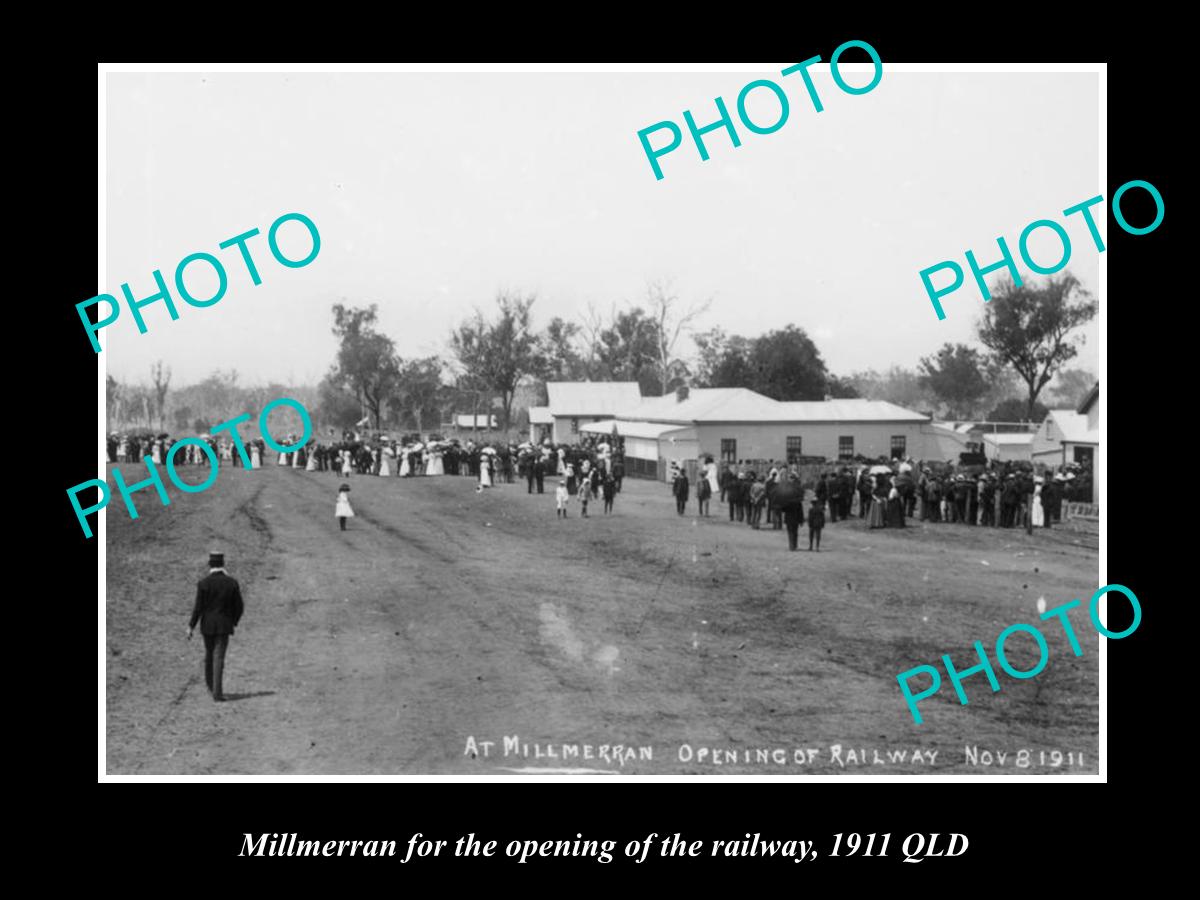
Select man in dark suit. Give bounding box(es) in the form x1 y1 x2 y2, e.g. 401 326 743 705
187 551 244 702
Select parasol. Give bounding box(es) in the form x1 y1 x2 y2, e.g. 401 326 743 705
869 464 893 475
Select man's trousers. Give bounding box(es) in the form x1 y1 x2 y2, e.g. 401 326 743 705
203 633 230 700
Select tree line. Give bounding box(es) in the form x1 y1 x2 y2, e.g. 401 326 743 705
106 271 1098 435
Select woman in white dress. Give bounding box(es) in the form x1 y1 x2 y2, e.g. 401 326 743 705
379 447 392 477
277 447 288 466
251 442 262 469
431 448 444 476
1031 477 1045 527
706 459 720 496
340 449 353 477
399 447 411 478
479 451 493 488
292 442 302 467
305 444 317 471
151 440 163 465
117 439 128 463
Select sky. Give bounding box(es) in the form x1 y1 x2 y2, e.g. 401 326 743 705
103 67 1101 388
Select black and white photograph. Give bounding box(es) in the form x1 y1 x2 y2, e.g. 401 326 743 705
95 62 1106 779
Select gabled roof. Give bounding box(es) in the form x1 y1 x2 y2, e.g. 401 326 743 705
579 419 691 439
982 432 1035 446
1077 382 1099 415
546 382 642 416
1043 410 1094 444
528 407 552 425
769 400 930 423
619 388 781 424
620 390 931 425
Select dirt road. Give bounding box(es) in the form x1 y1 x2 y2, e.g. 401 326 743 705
105 464 1099 775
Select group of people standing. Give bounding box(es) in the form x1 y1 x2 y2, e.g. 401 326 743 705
665 456 1082 552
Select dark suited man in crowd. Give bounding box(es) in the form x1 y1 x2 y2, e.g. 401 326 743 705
827 471 842 524
187 550 244 702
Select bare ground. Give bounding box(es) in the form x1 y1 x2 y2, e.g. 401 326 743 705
105 464 1099 775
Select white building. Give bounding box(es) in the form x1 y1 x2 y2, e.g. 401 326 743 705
543 382 642 445
572 385 954 480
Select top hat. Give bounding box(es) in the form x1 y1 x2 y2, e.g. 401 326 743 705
208 550 225 568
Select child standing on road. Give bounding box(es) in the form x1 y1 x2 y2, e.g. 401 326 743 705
555 479 569 518
336 483 355 531
602 475 616 515
808 498 825 551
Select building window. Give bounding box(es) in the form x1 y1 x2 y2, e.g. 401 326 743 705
720 439 737 463
838 436 854 459
786 436 803 464
891 435 906 458
571 417 579 434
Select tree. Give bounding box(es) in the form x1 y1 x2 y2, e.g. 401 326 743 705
450 292 542 431
977 272 1098 420
918 343 988 418
394 357 444 434
594 306 661 395
988 397 1049 423
541 317 586 382
106 374 124 425
1043 367 1097 409
150 360 171 430
329 303 402 431
645 279 710 395
847 366 937 412
746 325 830 401
827 375 860 399
316 373 364 431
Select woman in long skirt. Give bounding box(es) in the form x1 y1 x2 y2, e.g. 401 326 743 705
479 454 492 488
868 477 887 528
306 445 318 471
886 484 906 528
341 449 352 478
399 450 410 478
1031 478 1045 527
250 442 262 469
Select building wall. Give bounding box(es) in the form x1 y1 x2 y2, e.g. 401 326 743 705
552 415 610 444
1085 399 1099 432
691 421 931 463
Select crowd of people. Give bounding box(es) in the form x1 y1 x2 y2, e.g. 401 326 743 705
107 431 269 468
668 457 1093 551
108 427 1091 545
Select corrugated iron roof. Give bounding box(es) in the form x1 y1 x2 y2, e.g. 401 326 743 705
546 381 642 416
982 432 1035 445
618 388 781 423
579 419 691 439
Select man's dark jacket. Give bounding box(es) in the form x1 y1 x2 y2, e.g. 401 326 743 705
190 571 245 636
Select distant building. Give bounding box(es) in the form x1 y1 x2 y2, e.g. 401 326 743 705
528 406 553 443
544 381 643 445
453 414 498 430
1032 409 1099 469
981 431 1034 462
1076 382 1100 503
572 384 946 480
